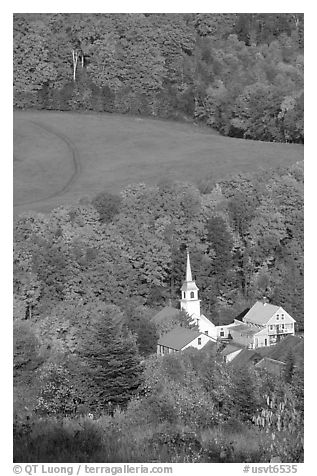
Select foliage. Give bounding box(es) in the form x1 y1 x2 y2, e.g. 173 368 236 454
79 307 142 412
91 191 121 223
13 320 43 375
14 13 303 143
253 381 304 462
14 353 303 463
35 363 79 417
123 303 159 357
14 416 104 462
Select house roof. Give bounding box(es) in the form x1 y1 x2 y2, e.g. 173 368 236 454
230 335 304 369
229 347 270 368
151 306 180 325
220 343 244 357
229 323 260 336
267 335 303 366
243 301 280 325
255 357 286 376
157 327 203 351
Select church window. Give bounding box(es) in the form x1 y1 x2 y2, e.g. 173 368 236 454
198 337 202 345
190 291 194 298
276 316 279 320
183 292 186 299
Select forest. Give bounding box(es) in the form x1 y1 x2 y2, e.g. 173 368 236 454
14 163 303 462
14 13 303 143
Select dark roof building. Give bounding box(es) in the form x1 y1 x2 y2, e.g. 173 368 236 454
157 326 213 355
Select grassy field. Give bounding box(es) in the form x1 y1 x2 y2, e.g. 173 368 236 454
14 110 304 216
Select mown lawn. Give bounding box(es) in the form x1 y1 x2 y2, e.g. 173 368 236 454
14 110 304 215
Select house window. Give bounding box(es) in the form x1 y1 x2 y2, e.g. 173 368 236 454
281 314 284 319
183 292 186 299
281 324 285 329
220 328 224 337
264 338 267 346
190 291 194 298
276 316 279 320
270 325 274 330
205 331 208 335
198 337 202 345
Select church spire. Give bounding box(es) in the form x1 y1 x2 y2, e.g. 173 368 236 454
180 250 200 319
186 250 193 282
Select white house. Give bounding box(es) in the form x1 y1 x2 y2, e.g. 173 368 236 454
241 300 295 347
220 343 244 363
157 326 214 355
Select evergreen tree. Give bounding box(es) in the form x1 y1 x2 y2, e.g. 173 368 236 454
79 309 142 412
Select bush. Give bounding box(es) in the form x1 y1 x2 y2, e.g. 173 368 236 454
14 417 103 463
148 429 203 463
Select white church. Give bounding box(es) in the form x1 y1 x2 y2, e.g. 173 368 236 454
156 251 296 356
180 251 223 340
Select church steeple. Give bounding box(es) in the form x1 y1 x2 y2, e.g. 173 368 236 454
180 251 201 319
186 251 193 282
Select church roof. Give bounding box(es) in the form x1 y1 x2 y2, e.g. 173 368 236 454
242 301 281 325
151 306 180 325
158 327 203 351
186 251 193 281
181 281 199 292
180 251 199 292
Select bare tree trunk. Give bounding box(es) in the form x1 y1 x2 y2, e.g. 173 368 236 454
72 49 79 82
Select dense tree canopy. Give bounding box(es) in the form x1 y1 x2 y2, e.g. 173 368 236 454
13 162 304 341
14 13 303 143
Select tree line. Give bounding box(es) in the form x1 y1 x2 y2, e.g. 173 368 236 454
14 162 304 331
13 13 303 143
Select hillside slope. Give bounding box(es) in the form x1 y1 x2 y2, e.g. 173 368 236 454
14 111 303 215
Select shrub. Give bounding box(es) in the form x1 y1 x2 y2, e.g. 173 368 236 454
14 417 103 462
